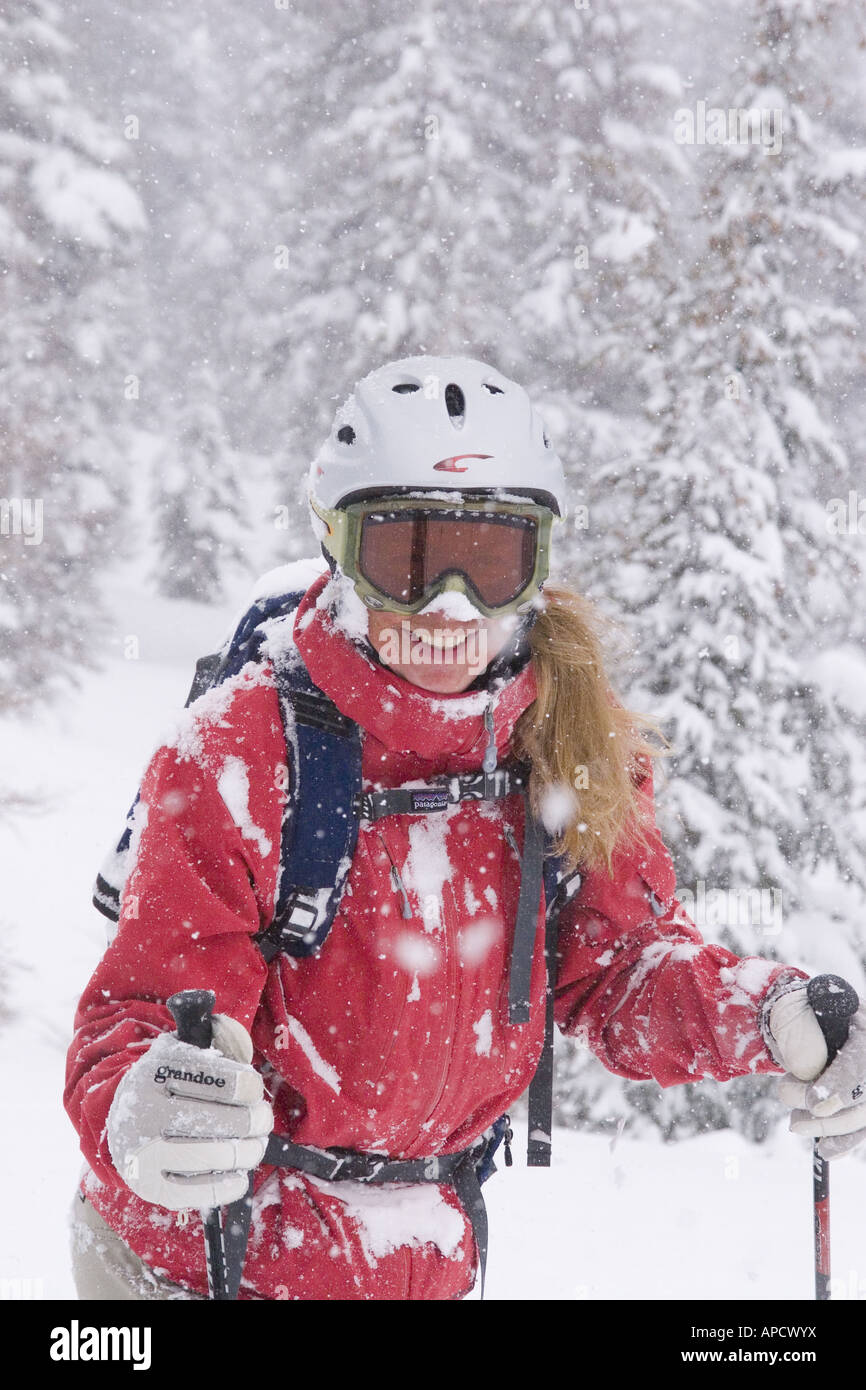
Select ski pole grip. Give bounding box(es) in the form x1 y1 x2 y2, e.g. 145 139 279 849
806 975 859 1064
167 988 216 1050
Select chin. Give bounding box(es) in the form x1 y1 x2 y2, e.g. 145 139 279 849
399 662 483 694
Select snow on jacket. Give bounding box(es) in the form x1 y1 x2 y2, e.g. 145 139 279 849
65 570 803 1300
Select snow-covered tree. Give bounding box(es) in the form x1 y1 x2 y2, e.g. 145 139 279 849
0 0 146 714
232 0 569 557
58 0 273 597
555 0 866 1142
511 0 684 419
150 362 248 601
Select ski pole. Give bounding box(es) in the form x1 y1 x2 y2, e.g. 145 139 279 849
805 974 860 1302
167 988 239 1301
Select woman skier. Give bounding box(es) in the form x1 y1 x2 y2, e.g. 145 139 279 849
65 355 866 1300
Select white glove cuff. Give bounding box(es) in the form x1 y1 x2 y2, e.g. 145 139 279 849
760 974 810 1064
763 978 828 1081
210 1014 255 1064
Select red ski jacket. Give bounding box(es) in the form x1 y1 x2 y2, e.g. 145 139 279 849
65 571 802 1300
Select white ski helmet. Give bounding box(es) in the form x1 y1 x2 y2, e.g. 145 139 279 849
308 355 567 515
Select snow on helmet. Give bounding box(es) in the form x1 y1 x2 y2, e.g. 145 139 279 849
308 355 567 516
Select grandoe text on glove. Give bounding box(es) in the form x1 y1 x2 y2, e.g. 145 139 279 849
153 1064 226 1087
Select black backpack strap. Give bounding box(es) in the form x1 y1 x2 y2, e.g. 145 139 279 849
452 1153 490 1299
526 886 561 1167
525 845 582 1167
185 652 223 707
507 798 545 1026
503 799 584 1169
260 1133 492 1299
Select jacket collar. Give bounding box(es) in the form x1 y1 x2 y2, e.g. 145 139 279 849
292 571 538 760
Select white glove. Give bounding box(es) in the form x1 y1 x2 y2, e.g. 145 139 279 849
107 1014 273 1209
765 980 866 1160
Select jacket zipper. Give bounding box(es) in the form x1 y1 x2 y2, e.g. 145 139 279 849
377 830 413 919
503 823 520 863
421 795 512 1137
419 873 461 1133
378 823 457 1138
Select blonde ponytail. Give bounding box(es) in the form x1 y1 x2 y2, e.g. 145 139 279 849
513 585 668 874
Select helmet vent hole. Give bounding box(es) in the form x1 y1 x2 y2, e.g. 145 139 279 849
392 382 420 394
337 425 356 445
543 431 550 448
445 383 465 420
482 382 505 395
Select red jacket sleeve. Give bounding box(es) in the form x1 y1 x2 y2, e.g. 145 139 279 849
64 670 284 1186
554 768 805 1085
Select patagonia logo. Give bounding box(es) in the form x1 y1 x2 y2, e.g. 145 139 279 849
154 1064 226 1087
410 788 449 812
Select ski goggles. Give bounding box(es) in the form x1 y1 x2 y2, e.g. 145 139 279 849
314 495 555 617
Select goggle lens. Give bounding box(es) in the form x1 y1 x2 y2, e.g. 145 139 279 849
358 509 539 609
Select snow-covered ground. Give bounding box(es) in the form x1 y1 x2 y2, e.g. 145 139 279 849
3 576 865 1302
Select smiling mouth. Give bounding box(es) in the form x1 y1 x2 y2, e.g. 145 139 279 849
411 628 470 651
